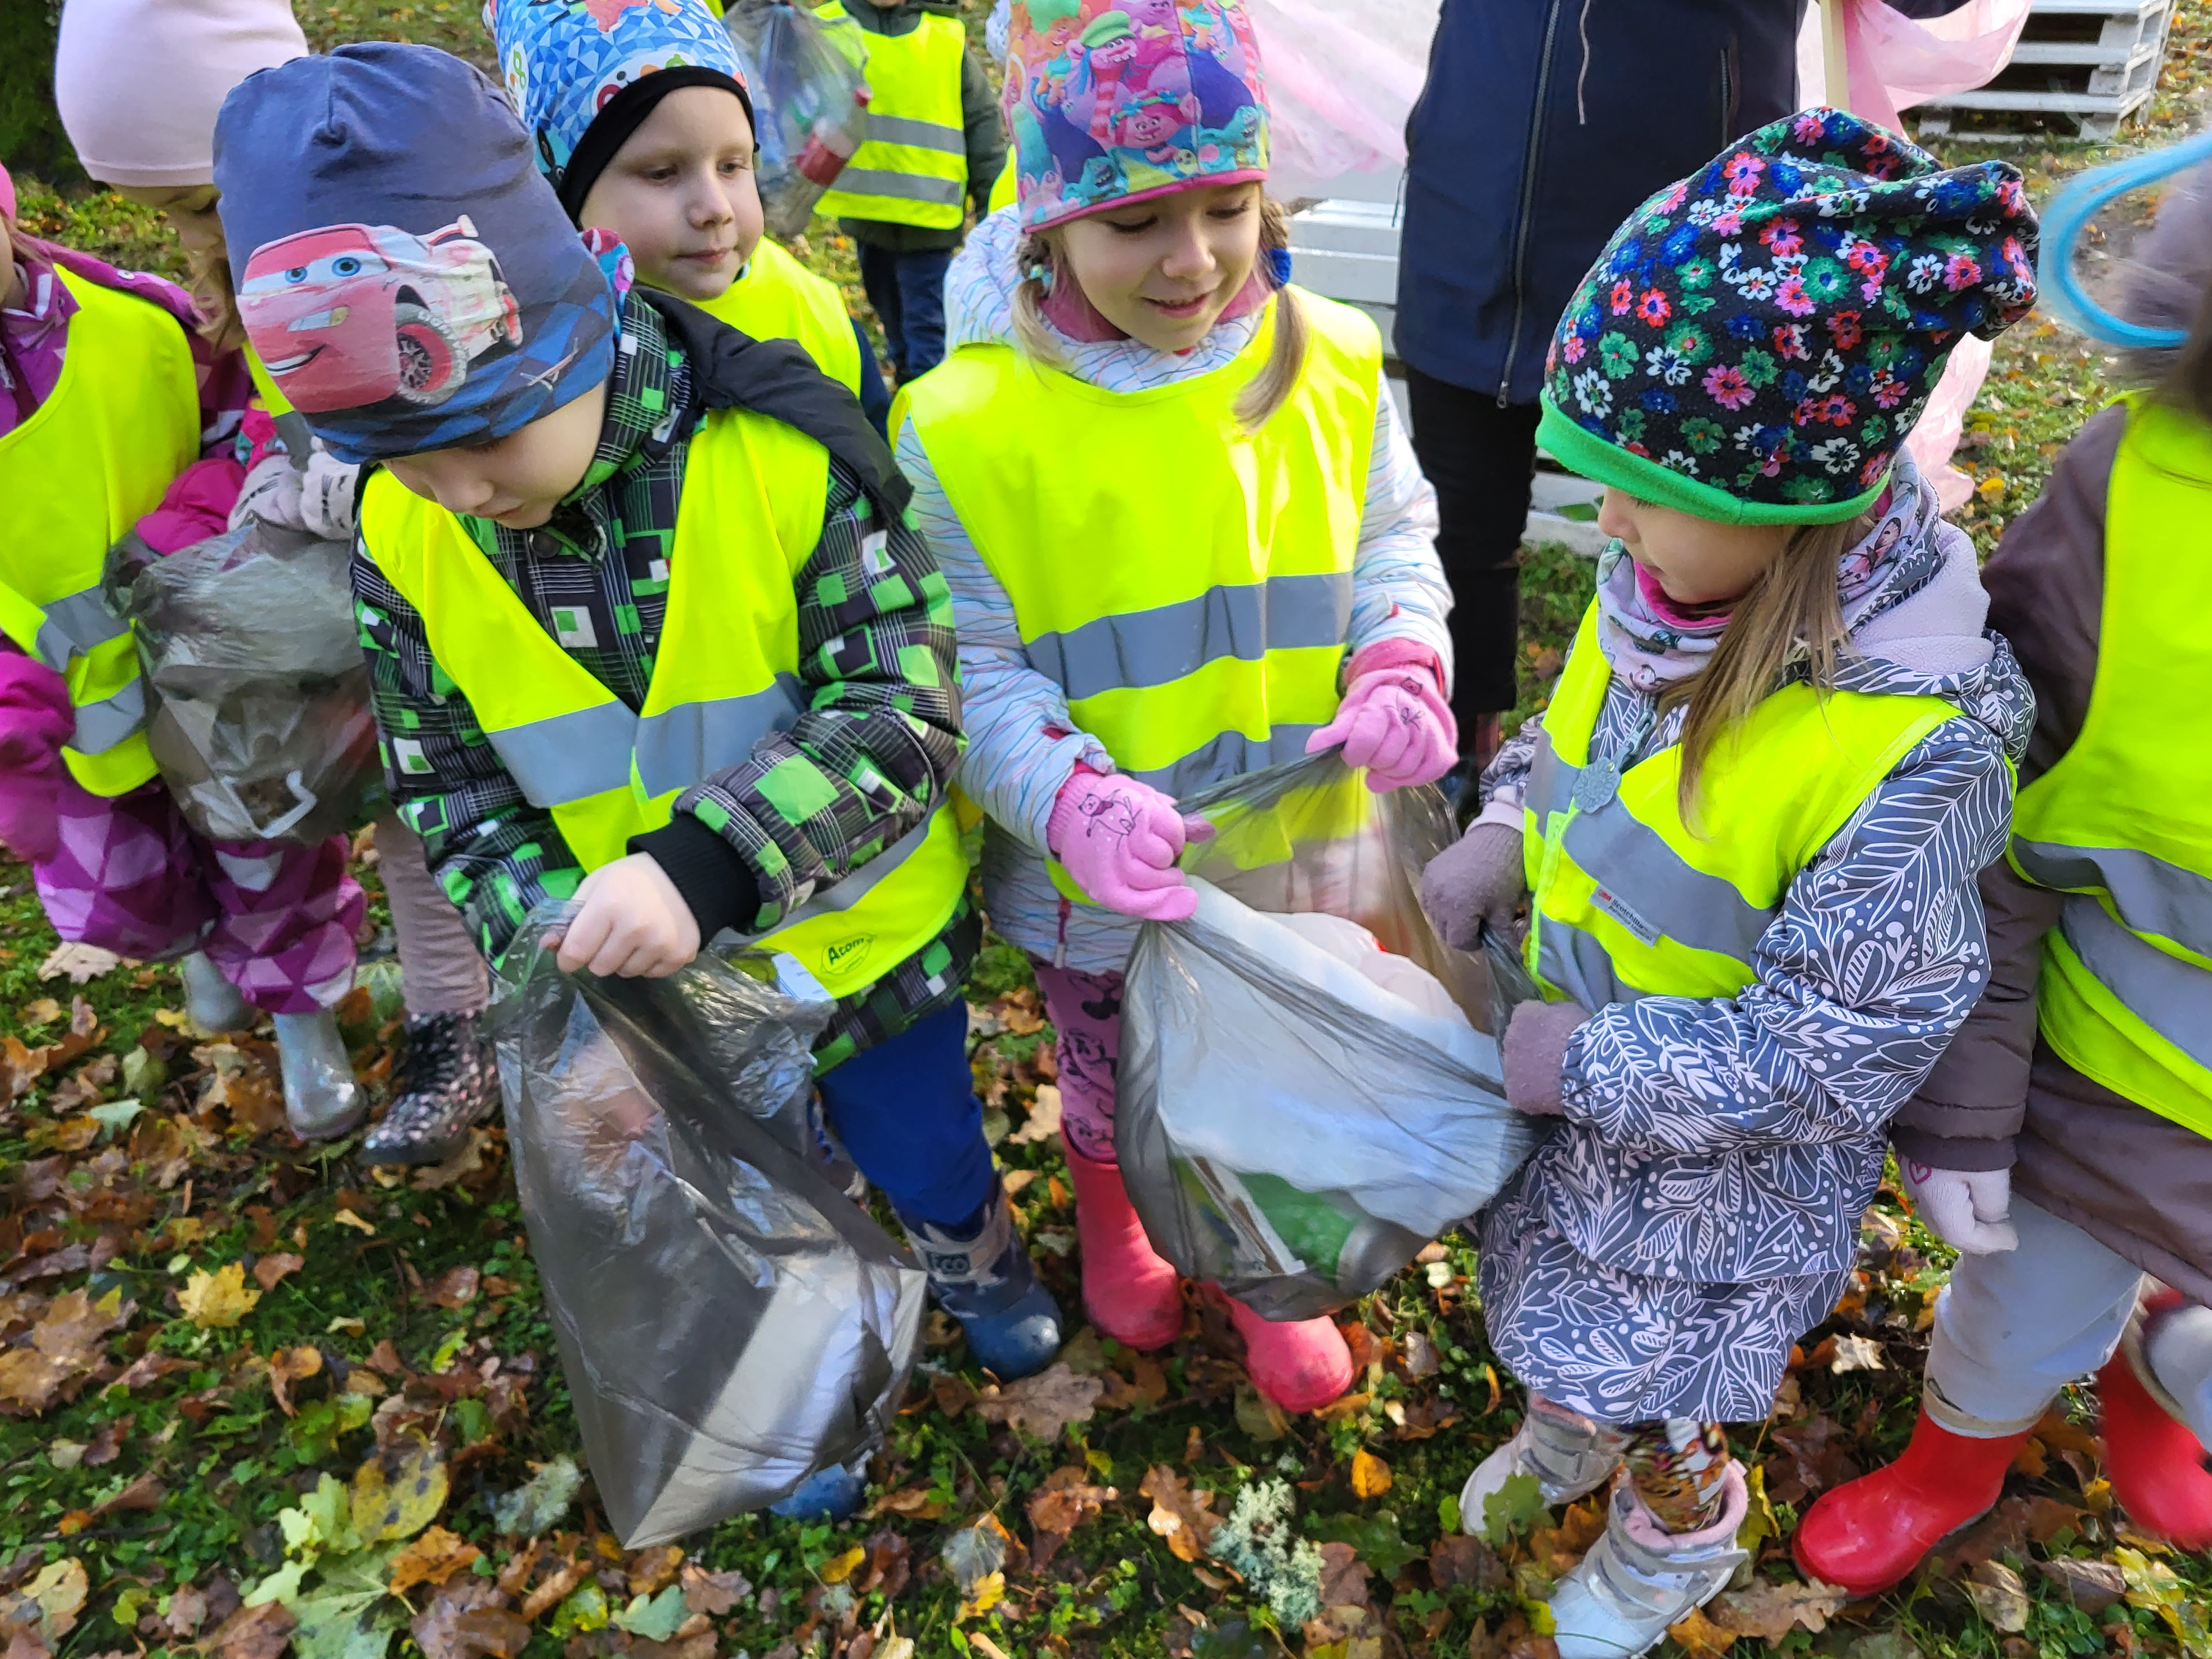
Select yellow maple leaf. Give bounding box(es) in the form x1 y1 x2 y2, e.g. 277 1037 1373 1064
353 1436 450 1544
1349 1448 1392 1499
387 1524 482 1596
179 1263 260 1330
956 1570 1004 1623
820 1545 866 1586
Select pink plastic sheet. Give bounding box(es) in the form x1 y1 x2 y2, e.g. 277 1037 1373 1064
1244 0 1438 200
1799 0 2034 508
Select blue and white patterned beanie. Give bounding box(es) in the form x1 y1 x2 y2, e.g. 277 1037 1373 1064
487 0 753 220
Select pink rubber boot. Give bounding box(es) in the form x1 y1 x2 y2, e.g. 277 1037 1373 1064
1229 1297 1355 1415
1062 1143 1186 1351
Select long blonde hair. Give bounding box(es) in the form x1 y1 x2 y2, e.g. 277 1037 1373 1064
1663 512 1872 819
113 184 244 353
1010 194 1309 430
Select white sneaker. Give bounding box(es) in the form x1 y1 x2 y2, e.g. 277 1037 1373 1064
1461 1397 1624 1531
1548 1464 1749 1659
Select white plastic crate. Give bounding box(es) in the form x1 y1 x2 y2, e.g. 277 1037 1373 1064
1914 0 2173 141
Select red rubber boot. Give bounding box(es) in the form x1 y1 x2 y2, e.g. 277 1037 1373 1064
1793 1406 2030 1596
1229 1297 1355 1415
1061 1144 1186 1351
2099 1289 2212 1549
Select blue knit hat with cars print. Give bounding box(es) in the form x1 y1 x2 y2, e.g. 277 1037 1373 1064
487 0 752 221
214 43 621 465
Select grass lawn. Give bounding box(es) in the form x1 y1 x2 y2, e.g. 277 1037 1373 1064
4 5 2212 1658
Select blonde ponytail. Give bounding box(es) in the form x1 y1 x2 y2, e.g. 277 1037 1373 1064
1664 512 1871 824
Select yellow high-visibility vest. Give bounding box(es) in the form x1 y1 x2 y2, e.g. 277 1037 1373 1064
0 268 198 796
698 238 863 394
987 157 1015 217
359 404 966 997
2012 394 2212 1138
1525 603 1965 1008
901 288 1379 898
815 2 970 231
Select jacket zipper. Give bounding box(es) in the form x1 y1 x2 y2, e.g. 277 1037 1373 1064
1719 40 1737 145
1498 0 1569 408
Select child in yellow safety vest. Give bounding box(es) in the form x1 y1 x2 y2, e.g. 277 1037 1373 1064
48 0 503 1165
213 45 1063 1519
896 0 1457 1418
815 0 1006 380
487 0 893 434
1414 112 2039 1656
1796 145 2212 1592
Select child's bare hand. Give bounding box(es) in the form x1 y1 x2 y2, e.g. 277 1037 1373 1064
552 854 701 978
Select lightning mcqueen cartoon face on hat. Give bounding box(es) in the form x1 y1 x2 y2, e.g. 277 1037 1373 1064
238 216 524 413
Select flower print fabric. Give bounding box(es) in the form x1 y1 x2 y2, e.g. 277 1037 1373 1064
1540 108 2039 522
1002 0 1271 230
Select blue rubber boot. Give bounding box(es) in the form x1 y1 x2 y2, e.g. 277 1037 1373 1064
769 1462 867 1522
900 1178 1063 1381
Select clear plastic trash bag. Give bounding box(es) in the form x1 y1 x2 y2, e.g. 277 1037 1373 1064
492 909 926 1546
1117 753 1546 1322
723 0 873 237
105 521 380 845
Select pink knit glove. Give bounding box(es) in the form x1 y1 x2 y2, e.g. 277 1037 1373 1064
0 650 78 864
1047 767 1211 923
1501 999 1591 1116
1306 647 1458 792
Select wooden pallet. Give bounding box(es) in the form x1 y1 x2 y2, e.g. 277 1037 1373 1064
1914 0 2173 141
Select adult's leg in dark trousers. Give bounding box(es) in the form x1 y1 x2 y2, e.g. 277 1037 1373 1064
855 242 908 379
894 248 955 378
1404 365 1542 752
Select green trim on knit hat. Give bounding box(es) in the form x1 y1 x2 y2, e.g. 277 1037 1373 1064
1537 395 1890 527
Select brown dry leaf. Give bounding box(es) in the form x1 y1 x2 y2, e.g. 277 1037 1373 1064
866 1486 948 1522
365 1340 406 1377
1709 1579 1848 1642
207 1600 295 1659
1827 1334 1885 1373
423 1267 480 1311
971 1361 1102 1442
0 1560 87 1643
38 944 118 986
678 1561 752 1616
517 1561 585 1624
410 1577 509 1659
1315 1391 1373 1425
1428 1535 1507 1593
625 1545 684 1598
18 999 61 1028
388 1526 484 1597
1760 1417 1858 1507
2036 1557 2126 1614
1140 1465 1220 1563
1399 1330 1440 1379
179 1263 260 1330
25 1118 99 1155
253 1253 306 1293
1348 1448 1392 1499
857 1532 910 1602
0 1289 130 1415
1027 1465 1117 1569
1667 1606 1738 1659
266 1346 322 1417
1965 1560 2030 1634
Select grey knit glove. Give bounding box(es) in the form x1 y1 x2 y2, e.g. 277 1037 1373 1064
1419 821 1526 951
1502 999 1591 1116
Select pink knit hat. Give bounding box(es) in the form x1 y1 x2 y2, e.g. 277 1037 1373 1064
1002 0 1271 233
54 0 309 188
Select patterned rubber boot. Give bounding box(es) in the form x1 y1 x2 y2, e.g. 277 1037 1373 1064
273 1008 365 1140
900 1179 1063 1381
1548 1463 1749 1659
2100 1288 2212 1549
181 951 252 1035
1461 1396 1626 1531
768 1460 867 1522
363 1012 500 1166
1228 1297 1354 1415
1062 1144 1184 1351
1793 1406 2030 1595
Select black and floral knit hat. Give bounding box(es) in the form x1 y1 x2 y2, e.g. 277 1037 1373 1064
1539 108 2040 525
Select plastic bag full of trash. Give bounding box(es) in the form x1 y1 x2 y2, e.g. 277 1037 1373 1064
723 0 873 237
492 908 925 1546
1117 752 1546 1322
105 520 380 844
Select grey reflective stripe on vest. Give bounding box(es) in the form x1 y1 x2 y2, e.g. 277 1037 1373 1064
2016 837 2212 960
633 676 806 799
718 811 938 949
1535 914 1643 1010
35 585 129 674
863 115 965 154
1131 726 1324 801
1026 572 1354 702
1524 726 1580 830
487 702 638 808
1562 805 1777 966
66 679 146 755
830 168 965 207
2061 895 2212 1071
